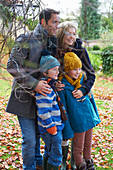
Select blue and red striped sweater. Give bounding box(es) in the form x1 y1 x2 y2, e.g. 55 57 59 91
36 87 64 134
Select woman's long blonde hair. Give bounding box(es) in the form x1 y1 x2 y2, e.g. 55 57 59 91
56 21 77 49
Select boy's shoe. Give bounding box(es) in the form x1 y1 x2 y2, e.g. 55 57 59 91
60 145 69 170
47 162 59 170
85 159 95 170
43 156 48 170
76 161 87 170
36 165 43 170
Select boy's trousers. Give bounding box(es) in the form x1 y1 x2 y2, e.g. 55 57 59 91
42 131 63 166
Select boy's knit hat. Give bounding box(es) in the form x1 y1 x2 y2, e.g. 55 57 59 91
64 52 82 72
40 50 60 73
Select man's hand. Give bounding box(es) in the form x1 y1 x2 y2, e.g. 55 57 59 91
72 89 83 99
55 80 65 91
35 80 52 96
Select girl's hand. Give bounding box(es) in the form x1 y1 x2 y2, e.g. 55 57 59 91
55 80 65 91
72 89 83 99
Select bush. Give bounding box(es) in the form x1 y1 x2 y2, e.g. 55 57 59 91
86 46 93 51
101 46 113 74
88 51 102 72
93 45 100 51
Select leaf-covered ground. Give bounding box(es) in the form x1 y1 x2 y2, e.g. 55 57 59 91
0 76 113 170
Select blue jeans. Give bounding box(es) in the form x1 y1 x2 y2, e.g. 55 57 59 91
18 116 42 170
41 131 62 167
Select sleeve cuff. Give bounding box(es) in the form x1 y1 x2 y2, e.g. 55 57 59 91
78 87 87 96
47 126 57 135
33 80 39 90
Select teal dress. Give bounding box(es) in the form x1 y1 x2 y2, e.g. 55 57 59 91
58 76 101 140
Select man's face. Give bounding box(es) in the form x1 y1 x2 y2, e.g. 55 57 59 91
45 13 60 36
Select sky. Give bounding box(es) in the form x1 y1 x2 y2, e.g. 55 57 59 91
42 0 113 18
42 0 81 18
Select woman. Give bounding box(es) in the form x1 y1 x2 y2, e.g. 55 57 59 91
56 22 95 96
56 22 98 170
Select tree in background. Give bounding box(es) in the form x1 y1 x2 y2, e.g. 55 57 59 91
0 0 42 58
0 0 42 80
101 1 113 32
78 0 101 40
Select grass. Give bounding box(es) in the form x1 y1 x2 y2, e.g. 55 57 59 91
0 69 12 97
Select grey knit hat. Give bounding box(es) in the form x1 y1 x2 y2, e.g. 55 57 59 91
40 53 60 73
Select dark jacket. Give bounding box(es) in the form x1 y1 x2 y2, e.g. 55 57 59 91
57 38 96 95
6 24 58 119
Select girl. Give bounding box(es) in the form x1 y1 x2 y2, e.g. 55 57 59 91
56 22 99 170
58 52 101 170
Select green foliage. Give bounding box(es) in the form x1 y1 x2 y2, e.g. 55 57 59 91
86 46 93 51
78 0 101 40
100 30 113 48
7 37 14 50
93 45 100 50
23 18 38 31
0 4 12 27
17 16 39 30
101 16 113 31
88 51 102 71
101 46 113 74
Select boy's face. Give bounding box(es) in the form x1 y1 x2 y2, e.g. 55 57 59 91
46 66 59 80
44 13 60 36
67 68 81 80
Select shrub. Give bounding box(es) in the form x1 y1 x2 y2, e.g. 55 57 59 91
88 51 102 72
93 45 100 51
86 46 93 51
101 46 113 74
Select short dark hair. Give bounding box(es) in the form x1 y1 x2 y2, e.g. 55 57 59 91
39 8 60 24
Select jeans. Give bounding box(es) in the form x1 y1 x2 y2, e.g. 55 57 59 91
41 131 62 167
18 116 42 170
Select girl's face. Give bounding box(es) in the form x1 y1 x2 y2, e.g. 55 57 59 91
67 68 81 80
46 66 59 80
63 27 76 49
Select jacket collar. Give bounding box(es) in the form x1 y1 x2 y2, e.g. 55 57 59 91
33 24 48 40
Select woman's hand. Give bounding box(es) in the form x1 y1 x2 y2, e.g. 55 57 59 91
35 80 52 96
55 80 65 91
72 89 83 99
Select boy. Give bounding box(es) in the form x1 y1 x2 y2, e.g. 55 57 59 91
36 52 64 170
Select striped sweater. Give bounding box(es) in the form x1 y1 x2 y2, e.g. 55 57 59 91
36 88 64 134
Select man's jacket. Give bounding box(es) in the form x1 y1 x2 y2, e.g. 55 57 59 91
6 24 58 119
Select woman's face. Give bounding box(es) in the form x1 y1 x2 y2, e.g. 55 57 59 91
63 27 76 49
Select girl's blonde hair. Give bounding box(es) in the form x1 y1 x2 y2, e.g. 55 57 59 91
56 21 77 48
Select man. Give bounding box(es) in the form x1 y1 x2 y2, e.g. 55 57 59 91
6 8 60 170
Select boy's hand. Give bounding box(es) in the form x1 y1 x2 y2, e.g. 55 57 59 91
52 132 58 135
72 89 83 99
55 80 65 91
35 80 52 96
